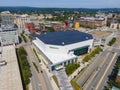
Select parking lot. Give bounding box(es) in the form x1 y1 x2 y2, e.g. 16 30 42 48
0 45 23 90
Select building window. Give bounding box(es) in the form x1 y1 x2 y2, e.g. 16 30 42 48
74 46 89 56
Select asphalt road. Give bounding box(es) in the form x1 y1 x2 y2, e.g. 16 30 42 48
75 33 120 90
83 48 118 90
18 30 53 90
75 35 120 90
75 49 109 87
24 42 53 90
30 62 42 90
25 45 43 90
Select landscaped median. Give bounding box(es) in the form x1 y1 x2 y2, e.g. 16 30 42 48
33 48 41 63
83 47 102 62
21 33 27 43
52 75 59 87
32 62 39 73
71 79 82 90
16 46 32 90
108 37 116 46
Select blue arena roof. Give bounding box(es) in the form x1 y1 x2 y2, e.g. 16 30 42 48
31 30 93 46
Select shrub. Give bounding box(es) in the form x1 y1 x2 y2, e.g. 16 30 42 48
21 33 27 42
65 63 80 75
83 47 102 62
17 46 31 89
108 38 116 46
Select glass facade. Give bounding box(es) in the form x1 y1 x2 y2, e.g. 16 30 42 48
74 46 89 56
51 58 77 71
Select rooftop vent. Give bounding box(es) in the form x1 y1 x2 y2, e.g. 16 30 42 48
62 42 65 45
86 37 88 39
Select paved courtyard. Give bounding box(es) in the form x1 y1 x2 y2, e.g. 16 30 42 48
55 69 73 90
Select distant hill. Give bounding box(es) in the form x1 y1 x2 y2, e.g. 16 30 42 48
0 6 120 14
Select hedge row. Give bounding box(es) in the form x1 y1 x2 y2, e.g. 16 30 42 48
17 46 32 87
71 80 81 90
83 47 102 62
21 33 27 42
33 48 41 63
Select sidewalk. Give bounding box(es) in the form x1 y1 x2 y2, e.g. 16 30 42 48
35 51 59 90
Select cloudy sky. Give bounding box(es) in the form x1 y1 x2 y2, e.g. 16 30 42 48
0 0 120 8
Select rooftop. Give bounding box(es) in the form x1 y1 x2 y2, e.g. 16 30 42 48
31 30 93 46
33 40 77 64
0 45 23 90
89 30 112 38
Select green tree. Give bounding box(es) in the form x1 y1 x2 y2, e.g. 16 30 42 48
65 63 80 75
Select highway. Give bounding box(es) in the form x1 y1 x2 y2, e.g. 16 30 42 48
75 34 120 90
83 48 118 90
75 49 110 87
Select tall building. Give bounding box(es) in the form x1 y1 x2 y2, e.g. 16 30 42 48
0 11 19 46
14 14 30 28
1 11 14 26
79 17 106 28
0 26 19 46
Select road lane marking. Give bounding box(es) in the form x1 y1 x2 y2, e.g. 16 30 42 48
82 53 109 90
95 53 117 90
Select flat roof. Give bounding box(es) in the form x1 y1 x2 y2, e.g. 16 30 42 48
33 40 77 64
31 30 93 46
46 53 77 64
89 30 112 38
0 45 23 90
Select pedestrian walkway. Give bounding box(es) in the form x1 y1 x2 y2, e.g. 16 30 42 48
68 62 88 80
35 51 59 90
55 69 73 90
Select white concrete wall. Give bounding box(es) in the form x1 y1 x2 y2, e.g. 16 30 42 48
36 38 94 54
36 37 46 51
63 39 93 52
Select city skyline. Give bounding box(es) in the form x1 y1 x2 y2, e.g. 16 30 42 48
0 0 120 8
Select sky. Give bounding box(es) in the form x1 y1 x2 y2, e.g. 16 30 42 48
0 0 120 8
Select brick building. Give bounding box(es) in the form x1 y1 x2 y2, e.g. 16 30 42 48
80 17 106 28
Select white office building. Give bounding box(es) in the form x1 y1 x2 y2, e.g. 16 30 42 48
32 30 93 71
